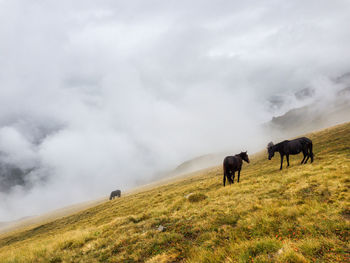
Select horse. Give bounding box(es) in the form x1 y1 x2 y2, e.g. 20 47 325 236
109 189 121 200
223 151 250 186
267 137 314 170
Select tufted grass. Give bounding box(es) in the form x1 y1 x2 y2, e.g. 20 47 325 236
0 122 349 262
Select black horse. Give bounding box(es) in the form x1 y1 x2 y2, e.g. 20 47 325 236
109 190 121 200
267 137 314 170
223 151 250 186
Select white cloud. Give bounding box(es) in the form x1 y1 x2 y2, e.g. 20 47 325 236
1 0 350 220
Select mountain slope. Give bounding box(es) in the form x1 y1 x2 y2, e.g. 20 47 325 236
265 85 350 139
0 123 349 262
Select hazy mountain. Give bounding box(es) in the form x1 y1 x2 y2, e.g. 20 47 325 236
265 88 350 138
0 123 60 193
0 163 28 192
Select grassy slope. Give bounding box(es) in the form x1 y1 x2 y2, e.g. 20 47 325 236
0 123 349 263
0 199 107 235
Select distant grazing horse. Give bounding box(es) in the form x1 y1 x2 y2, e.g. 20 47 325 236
109 190 121 200
223 152 250 186
267 137 314 170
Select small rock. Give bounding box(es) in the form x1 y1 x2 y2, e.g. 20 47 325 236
185 193 194 199
157 225 166 232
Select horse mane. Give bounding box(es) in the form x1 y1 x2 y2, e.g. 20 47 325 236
236 152 247 159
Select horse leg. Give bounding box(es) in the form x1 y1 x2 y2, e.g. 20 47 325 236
224 167 230 186
286 154 290 167
228 171 234 184
230 171 235 185
224 169 230 186
309 143 314 163
301 151 306 164
280 154 284 170
231 171 235 184
237 170 241 183
304 146 310 163
304 154 310 164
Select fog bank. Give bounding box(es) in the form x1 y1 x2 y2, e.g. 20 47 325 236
1 0 350 221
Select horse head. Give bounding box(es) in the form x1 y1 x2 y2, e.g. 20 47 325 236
267 142 274 160
240 151 250 163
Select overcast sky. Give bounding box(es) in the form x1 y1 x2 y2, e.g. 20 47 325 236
1 0 350 221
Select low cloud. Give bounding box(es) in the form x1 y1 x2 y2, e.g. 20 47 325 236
1 0 350 221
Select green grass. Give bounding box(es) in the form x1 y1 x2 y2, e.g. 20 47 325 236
0 123 349 262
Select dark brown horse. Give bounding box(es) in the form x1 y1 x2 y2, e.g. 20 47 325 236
267 137 314 170
109 189 121 200
223 152 250 186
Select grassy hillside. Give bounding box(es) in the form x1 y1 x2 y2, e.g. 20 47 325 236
0 123 349 263
0 199 106 235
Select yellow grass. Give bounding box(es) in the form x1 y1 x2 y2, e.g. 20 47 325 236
0 122 349 262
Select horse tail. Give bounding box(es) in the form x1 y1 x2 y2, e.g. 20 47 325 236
309 141 314 163
223 163 226 186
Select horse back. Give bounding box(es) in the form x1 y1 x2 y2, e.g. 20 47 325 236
223 156 242 171
112 190 121 196
287 137 311 154
299 137 312 144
